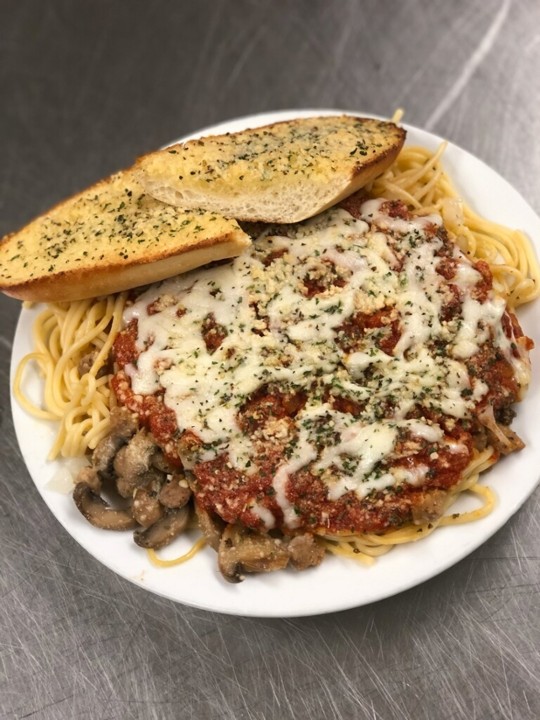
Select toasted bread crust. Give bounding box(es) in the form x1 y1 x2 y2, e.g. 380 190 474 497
2 235 247 302
0 115 406 302
137 115 406 223
0 171 250 302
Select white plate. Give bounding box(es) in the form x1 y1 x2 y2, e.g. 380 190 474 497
10 109 540 617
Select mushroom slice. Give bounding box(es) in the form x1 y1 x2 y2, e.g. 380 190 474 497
477 404 525 455
194 502 225 551
73 483 137 531
113 430 158 498
78 350 111 378
411 489 449 525
132 481 164 528
92 434 126 479
151 449 176 474
218 525 290 583
158 473 192 509
78 350 98 377
287 534 325 570
116 467 164 501
76 465 102 494
92 407 138 478
133 506 191 550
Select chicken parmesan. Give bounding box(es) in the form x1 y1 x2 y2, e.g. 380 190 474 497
12 122 539 584
110 195 532 547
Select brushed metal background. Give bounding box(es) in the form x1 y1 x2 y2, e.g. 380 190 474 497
1 1 539 718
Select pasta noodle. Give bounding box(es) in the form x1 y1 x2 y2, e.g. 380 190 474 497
12 130 540 569
14 293 127 459
147 537 207 568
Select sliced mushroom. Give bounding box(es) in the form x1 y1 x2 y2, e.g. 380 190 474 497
158 473 192 509
93 435 126 479
194 502 225 551
78 350 111 378
132 480 164 528
477 404 524 455
287 534 325 570
411 489 449 525
113 430 160 498
116 467 164 500
75 465 102 494
133 506 191 549
218 524 290 583
495 403 516 426
78 350 98 377
109 406 139 437
92 407 139 478
73 483 137 531
151 449 176 474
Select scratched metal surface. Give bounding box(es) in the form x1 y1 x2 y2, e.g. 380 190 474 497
1 1 539 718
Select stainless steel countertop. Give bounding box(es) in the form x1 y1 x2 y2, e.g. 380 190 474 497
1 1 539 718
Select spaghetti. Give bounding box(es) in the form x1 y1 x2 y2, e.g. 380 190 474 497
14 293 127 459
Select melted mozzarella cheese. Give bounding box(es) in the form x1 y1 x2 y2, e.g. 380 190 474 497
124 199 528 528
452 294 506 359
